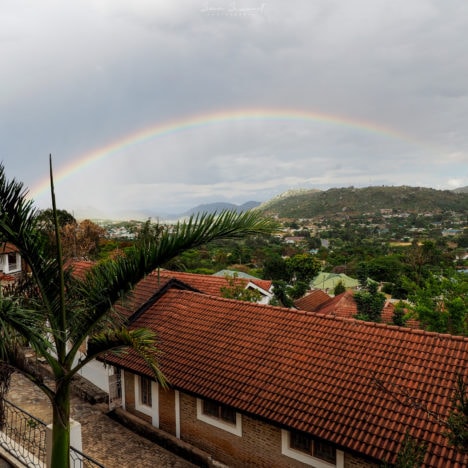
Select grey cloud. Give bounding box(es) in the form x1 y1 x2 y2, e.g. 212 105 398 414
2 0 468 215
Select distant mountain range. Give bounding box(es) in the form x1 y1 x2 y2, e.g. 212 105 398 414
169 186 468 220
180 201 261 217
80 186 468 221
255 186 468 218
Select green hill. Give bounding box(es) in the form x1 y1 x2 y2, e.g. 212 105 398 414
256 186 468 218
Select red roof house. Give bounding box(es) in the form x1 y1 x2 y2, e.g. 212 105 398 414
101 286 468 467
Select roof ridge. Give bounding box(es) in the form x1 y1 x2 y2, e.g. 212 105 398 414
168 289 468 342
307 310 468 341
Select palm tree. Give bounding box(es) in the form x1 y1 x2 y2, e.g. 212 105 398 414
0 159 275 468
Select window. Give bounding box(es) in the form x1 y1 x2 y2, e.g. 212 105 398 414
134 375 158 427
290 431 336 463
202 399 236 424
282 429 343 468
140 376 152 407
196 399 242 436
7 252 19 272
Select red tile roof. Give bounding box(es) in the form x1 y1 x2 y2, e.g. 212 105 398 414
104 289 468 467
296 290 420 329
293 289 331 311
0 243 19 254
155 270 272 298
248 278 272 292
156 270 244 296
67 260 95 281
313 290 358 317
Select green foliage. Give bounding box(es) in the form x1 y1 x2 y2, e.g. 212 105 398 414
354 281 386 322
392 302 407 327
356 261 369 288
456 229 468 248
134 218 164 245
286 253 321 283
257 186 468 219
394 431 427 467
446 374 468 452
220 274 261 302
288 280 309 300
410 272 468 335
333 281 346 296
262 255 289 281
36 208 76 228
271 280 294 308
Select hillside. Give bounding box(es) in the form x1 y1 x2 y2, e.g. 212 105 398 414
181 200 260 217
256 186 468 218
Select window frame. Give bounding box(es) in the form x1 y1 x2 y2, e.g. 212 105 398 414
134 375 158 427
140 376 152 407
196 398 242 436
281 429 344 468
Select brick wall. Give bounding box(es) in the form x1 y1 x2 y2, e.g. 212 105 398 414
123 371 377 468
179 393 331 467
159 387 176 434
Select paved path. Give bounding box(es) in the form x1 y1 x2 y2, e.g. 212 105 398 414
6 373 198 468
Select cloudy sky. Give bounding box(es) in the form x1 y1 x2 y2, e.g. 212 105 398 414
2 0 468 219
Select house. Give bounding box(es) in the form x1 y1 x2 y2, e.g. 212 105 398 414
0 243 22 277
129 269 273 304
100 285 468 467
293 289 331 311
310 272 359 293
0 243 23 292
75 268 272 391
295 290 419 329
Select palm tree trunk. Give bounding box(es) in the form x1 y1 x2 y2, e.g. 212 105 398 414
50 380 71 468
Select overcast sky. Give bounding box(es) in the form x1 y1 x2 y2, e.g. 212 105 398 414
2 0 468 219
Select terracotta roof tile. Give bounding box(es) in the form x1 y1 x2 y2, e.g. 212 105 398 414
296 290 421 329
293 289 331 311
103 289 468 466
156 269 271 296
0 242 19 254
67 260 95 281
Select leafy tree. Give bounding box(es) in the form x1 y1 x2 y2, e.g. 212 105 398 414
333 281 346 296
392 301 407 327
286 253 321 283
288 280 309 300
60 219 105 259
270 280 294 308
0 160 275 468
356 261 369 288
220 273 261 302
135 218 164 245
456 229 468 248
36 208 76 229
354 281 386 322
410 272 468 335
262 254 289 281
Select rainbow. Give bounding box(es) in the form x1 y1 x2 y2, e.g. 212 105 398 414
29 107 421 199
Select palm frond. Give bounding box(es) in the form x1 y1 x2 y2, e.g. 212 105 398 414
78 327 166 387
0 165 63 325
71 210 276 342
0 297 49 356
